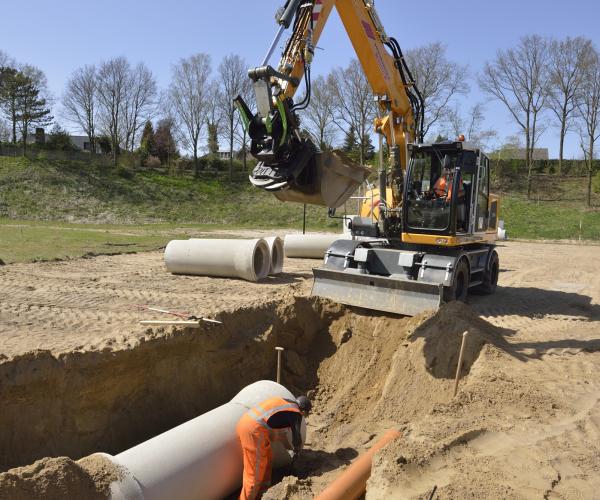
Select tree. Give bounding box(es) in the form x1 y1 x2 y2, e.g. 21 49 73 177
218 54 251 180
330 59 376 164
154 118 178 165
62 65 98 153
0 67 25 143
97 57 131 165
121 63 157 152
304 74 337 150
168 53 212 177
547 37 594 174
479 35 550 199
576 47 600 207
360 133 375 162
405 42 469 138
139 120 156 164
45 124 76 151
445 103 498 151
342 125 358 157
14 73 53 153
207 120 219 156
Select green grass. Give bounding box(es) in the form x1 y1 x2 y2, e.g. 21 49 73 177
501 196 600 240
0 156 599 264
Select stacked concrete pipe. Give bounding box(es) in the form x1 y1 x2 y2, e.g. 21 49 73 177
98 380 306 500
164 238 271 282
264 236 284 275
284 233 345 259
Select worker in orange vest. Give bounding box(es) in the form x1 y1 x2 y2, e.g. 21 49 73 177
433 155 464 201
237 395 311 500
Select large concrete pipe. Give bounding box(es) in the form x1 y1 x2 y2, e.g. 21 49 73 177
165 239 271 282
284 233 345 259
264 236 284 275
315 429 401 500
100 381 306 500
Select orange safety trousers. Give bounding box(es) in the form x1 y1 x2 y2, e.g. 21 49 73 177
237 397 302 500
237 412 272 500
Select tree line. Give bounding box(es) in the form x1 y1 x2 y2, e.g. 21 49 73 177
0 35 599 204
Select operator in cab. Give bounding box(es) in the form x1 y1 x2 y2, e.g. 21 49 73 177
237 395 311 500
433 155 464 201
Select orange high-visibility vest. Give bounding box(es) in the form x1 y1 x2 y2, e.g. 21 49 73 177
237 398 302 500
434 173 464 200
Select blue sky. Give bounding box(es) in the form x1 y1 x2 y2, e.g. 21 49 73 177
2 0 599 157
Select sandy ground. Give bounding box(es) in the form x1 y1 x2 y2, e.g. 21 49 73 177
1 240 599 499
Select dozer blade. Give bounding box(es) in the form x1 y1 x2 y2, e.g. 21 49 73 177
274 150 371 209
311 267 445 317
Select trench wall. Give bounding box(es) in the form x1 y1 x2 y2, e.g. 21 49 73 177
0 297 339 471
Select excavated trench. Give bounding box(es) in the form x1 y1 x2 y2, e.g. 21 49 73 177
0 296 513 498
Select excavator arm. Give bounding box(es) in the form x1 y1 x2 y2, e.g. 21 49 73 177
235 0 423 209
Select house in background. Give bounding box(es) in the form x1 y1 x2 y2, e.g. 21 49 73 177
26 128 95 152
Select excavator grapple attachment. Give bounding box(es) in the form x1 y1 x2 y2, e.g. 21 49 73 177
312 268 444 317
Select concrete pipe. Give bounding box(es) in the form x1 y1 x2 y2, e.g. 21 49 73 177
101 380 306 500
165 239 271 282
284 233 345 259
315 429 401 500
264 236 284 275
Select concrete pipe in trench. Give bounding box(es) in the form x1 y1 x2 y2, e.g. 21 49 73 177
165 238 271 282
99 380 306 500
284 234 345 260
264 236 284 275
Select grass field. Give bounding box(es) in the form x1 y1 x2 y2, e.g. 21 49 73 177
0 156 599 263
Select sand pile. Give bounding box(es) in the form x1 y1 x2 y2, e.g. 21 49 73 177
265 301 520 499
0 455 122 500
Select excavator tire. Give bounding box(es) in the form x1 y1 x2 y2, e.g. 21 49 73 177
444 259 469 303
477 250 499 295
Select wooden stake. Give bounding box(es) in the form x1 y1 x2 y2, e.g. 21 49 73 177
453 331 469 397
140 320 201 328
276 347 284 384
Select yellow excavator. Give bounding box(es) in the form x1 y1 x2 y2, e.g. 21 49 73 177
235 0 500 316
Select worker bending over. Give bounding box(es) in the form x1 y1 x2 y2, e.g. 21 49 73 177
237 395 311 500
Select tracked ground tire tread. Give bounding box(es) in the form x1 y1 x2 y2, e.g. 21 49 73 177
444 259 469 303
477 250 500 295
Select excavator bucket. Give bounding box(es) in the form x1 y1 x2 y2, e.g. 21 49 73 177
272 150 371 209
311 268 445 317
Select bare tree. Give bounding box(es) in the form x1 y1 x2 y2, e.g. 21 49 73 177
304 74 337 150
168 53 212 177
479 35 550 198
62 65 98 153
330 59 376 164
547 37 594 174
576 47 600 207
97 57 131 165
0 50 14 69
445 103 498 151
405 42 469 138
218 54 252 180
121 63 157 152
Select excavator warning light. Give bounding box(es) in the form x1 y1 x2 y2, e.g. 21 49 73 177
458 134 466 142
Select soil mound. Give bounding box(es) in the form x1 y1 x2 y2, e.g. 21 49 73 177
0 455 121 500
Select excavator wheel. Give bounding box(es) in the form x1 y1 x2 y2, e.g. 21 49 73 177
444 259 469 303
477 250 499 295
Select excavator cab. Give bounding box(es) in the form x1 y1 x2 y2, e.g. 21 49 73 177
312 140 500 317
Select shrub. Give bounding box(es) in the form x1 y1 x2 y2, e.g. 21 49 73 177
145 155 161 169
593 171 600 195
116 166 135 180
